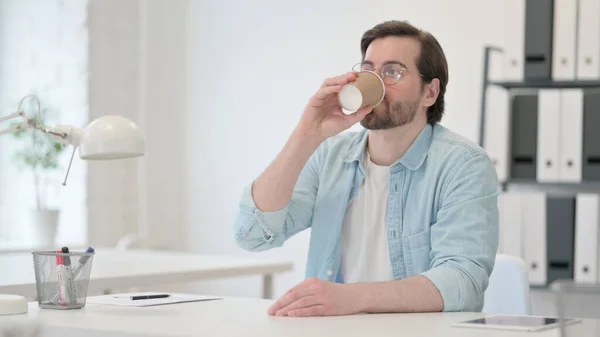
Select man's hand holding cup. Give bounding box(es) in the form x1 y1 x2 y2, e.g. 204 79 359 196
296 71 383 143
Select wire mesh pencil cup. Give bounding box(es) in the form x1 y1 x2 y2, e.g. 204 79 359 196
31 250 95 310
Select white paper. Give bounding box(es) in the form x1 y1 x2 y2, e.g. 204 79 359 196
86 292 222 307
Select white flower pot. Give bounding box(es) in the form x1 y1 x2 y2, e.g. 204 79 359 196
29 209 59 247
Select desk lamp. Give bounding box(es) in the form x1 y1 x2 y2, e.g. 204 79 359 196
0 95 146 315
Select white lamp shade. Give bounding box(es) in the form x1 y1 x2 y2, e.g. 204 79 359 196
78 115 146 160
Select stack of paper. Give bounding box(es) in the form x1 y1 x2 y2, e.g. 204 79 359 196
86 292 222 307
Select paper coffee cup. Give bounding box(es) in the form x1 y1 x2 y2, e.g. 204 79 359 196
338 70 385 113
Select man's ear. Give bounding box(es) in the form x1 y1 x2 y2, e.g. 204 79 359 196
422 78 440 108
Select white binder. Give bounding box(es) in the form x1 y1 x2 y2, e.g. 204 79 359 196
503 0 525 81
577 0 600 79
552 0 578 80
498 192 524 258
537 90 561 182
483 87 511 183
559 89 584 182
574 194 600 284
522 193 547 286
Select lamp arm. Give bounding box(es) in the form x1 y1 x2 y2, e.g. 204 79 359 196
0 110 34 136
0 122 30 136
0 110 28 123
0 109 78 144
1 108 85 186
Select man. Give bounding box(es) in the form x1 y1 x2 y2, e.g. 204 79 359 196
233 20 499 317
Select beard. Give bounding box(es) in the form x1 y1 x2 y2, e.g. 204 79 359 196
360 97 419 130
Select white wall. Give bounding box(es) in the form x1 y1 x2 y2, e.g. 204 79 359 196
181 0 507 299
86 0 143 248
85 0 187 250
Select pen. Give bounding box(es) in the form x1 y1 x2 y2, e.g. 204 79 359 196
72 246 95 279
130 294 170 300
61 247 77 305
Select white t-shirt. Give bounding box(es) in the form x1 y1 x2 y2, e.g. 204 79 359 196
340 151 394 283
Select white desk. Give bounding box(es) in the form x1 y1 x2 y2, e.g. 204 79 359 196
0 297 598 337
0 248 293 299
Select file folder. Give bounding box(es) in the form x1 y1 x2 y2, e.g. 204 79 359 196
510 93 538 180
483 87 511 183
522 192 547 286
559 89 584 182
546 196 576 285
498 192 524 258
536 89 561 182
582 90 600 180
574 194 600 284
503 0 526 81
576 0 600 80
552 0 577 80
524 0 555 80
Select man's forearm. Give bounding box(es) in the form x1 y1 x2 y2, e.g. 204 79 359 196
252 126 322 212
352 275 444 313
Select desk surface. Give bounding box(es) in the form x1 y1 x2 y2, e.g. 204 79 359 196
1 297 598 337
0 248 293 297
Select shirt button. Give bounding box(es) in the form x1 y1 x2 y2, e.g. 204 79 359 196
326 270 333 276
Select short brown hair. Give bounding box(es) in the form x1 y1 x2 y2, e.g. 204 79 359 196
360 20 448 124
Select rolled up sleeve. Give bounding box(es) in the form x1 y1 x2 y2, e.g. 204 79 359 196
232 146 321 252
421 152 500 312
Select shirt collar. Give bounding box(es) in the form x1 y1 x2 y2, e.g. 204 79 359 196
343 123 433 171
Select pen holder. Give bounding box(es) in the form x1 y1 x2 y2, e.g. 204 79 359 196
31 250 95 310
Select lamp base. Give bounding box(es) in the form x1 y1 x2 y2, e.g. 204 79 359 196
0 294 28 315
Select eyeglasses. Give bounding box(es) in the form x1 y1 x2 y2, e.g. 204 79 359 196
352 62 418 86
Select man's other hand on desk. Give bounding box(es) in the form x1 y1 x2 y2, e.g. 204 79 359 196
267 277 361 317
267 275 444 317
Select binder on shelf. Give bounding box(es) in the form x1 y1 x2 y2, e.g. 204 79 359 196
510 93 538 180
498 192 524 258
552 0 577 81
574 194 600 284
536 89 561 182
576 0 600 80
483 86 511 183
582 90 600 180
559 89 584 182
522 192 547 286
503 0 526 81
546 196 576 285
498 192 577 287
524 0 554 80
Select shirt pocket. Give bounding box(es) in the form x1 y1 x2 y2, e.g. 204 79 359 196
404 227 432 275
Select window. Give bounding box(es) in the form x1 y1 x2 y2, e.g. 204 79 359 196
0 0 89 250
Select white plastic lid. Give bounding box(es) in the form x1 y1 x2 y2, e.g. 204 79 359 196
0 294 28 315
338 85 363 113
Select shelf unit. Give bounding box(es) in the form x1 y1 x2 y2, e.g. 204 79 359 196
479 45 600 191
477 0 600 290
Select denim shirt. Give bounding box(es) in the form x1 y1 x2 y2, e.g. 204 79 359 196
233 123 500 312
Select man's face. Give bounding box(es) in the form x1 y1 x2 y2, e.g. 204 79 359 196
359 36 426 130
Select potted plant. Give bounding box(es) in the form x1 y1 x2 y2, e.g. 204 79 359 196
10 97 65 246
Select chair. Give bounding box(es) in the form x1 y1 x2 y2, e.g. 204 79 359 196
482 254 531 315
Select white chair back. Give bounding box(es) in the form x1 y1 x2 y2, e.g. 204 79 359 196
483 254 531 315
